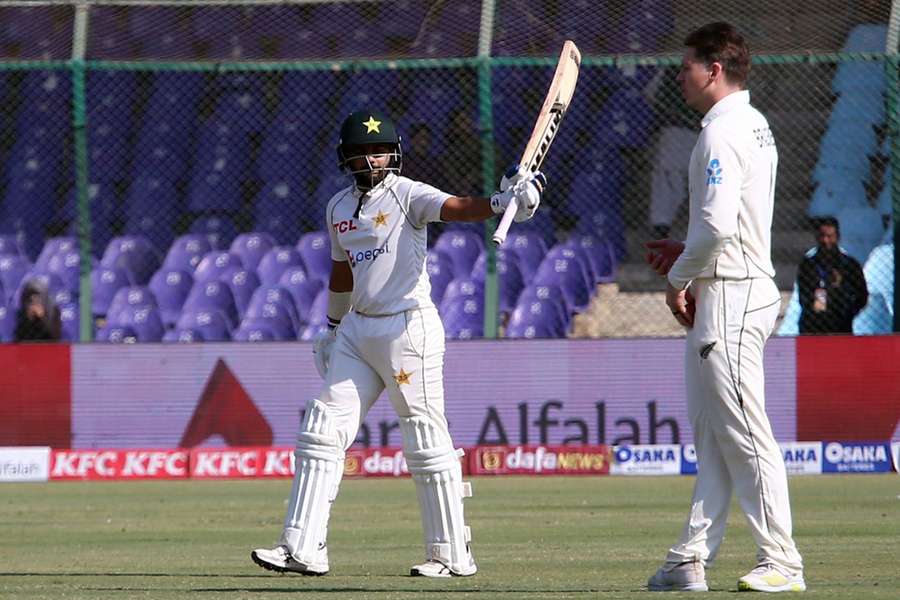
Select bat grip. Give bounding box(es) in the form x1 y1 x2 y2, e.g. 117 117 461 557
492 197 518 246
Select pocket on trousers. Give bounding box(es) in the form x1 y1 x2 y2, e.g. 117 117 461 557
692 279 722 349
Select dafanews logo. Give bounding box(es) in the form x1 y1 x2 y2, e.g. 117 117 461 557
346 241 390 267
780 442 822 475
611 444 680 475
822 441 891 473
472 445 611 475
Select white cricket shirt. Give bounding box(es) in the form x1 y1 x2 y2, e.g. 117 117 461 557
326 173 449 315
667 90 777 290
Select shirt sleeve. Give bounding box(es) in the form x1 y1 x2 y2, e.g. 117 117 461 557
406 181 452 227
667 130 744 289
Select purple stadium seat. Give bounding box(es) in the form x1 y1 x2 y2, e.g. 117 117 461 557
164 234 213 273
54 288 76 307
471 249 525 314
188 215 239 251
0 255 33 303
252 181 306 245
35 237 77 271
439 277 483 315
505 298 568 339
43 249 93 294
106 285 158 325
148 268 193 328
517 283 570 326
426 249 454 306
233 322 278 342
534 246 593 312
183 280 239 330
221 268 261 320
569 151 626 260
96 324 138 344
12 272 66 310
91 266 133 317
114 305 165 343
442 296 484 339
306 287 329 328
247 284 301 333
176 309 232 342
300 322 329 341
565 234 617 284
243 300 297 340
257 245 306 286
0 302 15 342
230 232 277 271
296 231 333 286
0 234 26 258
59 302 81 342
433 229 484 280
278 267 322 326
162 327 204 343
593 87 655 150
100 235 161 285
193 251 244 284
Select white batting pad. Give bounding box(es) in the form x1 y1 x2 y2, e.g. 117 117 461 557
400 416 476 576
280 399 344 569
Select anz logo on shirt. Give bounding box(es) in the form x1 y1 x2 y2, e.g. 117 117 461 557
705 159 723 185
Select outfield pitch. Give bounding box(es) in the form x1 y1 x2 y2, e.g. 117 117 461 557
1 475 897 599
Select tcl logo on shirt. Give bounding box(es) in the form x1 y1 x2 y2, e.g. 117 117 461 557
332 219 358 233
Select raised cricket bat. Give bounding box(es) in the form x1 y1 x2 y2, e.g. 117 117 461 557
492 40 581 246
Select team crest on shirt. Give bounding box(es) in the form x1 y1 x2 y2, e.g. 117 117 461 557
373 210 389 227
705 159 723 185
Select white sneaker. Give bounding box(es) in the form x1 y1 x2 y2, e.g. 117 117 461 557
647 561 709 592
738 564 806 592
250 545 329 576
410 559 477 578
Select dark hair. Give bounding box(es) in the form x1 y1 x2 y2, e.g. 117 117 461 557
684 22 750 87
815 215 840 236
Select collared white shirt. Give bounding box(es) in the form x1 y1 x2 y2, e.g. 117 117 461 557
326 174 449 315
668 90 777 289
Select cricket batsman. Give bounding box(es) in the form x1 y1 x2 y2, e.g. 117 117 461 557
644 22 806 593
251 109 545 577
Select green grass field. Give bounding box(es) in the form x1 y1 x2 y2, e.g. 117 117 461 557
1 474 898 599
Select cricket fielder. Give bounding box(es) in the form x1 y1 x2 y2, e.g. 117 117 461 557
251 110 544 578
644 23 805 593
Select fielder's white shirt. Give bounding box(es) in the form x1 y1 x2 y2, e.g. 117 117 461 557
668 90 777 290
327 173 449 315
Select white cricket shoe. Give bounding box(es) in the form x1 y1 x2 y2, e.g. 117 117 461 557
738 564 806 592
410 558 477 578
647 561 709 592
250 544 329 576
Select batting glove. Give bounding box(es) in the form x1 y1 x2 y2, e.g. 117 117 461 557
491 169 546 222
312 326 337 379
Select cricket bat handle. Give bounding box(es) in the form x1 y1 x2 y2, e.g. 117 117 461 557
492 198 518 246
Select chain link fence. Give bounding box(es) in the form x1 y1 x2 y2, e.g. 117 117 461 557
0 0 895 342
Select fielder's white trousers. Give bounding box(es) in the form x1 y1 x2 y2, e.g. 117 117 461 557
665 277 804 575
323 307 449 451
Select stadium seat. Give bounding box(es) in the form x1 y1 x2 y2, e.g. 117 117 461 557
441 295 484 340
565 233 617 284
535 245 593 312
233 322 278 342
35 236 77 271
164 234 214 273
439 277 483 315
176 309 232 341
148 267 193 328
501 231 548 281
114 305 165 343
12 272 67 310
433 229 484 280
183 279 240 331
0 301 15 342
91 266 133 318
278 267 322 326
426 249 455 307
161 327 204 343
252 181 307 245
0 255 32 304
101 235 162 285
0 234 27 259
59 302 80 342
303 287 329 332
44 249 92 294
505 297 568 339
96 324 138 344
243 300 297 340
296 231 332 285
516 283 571 327
106 285 158 325
222 268 262 320
188 215 239 251
193 251 244 285
471 249 525 315
230 232 277 271
247 284 301 334
257 246 306 286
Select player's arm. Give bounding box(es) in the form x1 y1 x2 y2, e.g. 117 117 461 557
667 135 743 290
440 196 494 222
440 169 546 223
326 260 353 329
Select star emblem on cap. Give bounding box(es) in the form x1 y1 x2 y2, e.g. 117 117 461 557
374 210 388 227
363 116 381 134
393 368 411 385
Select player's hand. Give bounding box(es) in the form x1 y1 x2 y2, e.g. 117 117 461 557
644 239 685 276
312 327 337 379
490 170 546 222
666 283 694 328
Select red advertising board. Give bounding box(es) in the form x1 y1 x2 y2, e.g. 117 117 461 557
0 345 71 447
797 336 900 442
50 449 189 480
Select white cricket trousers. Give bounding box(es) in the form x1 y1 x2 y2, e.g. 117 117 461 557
323 307 449 449
666 277 804 575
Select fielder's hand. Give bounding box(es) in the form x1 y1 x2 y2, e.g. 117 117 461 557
644 238 685 276
491 169 546 223
312 327 337 379
666 283 695 328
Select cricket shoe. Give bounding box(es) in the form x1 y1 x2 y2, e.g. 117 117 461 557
647 561 709 592
410 559 477 578
250 544 329 576
738 564 806 592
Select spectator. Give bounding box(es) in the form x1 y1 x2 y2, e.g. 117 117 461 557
14 279 62 342
798 216 868 334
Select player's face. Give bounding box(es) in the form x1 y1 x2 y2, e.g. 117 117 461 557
344 143 396 189
677 48 713 112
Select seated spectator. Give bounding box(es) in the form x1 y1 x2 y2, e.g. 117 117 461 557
797 216 868 334
15 279 61 341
